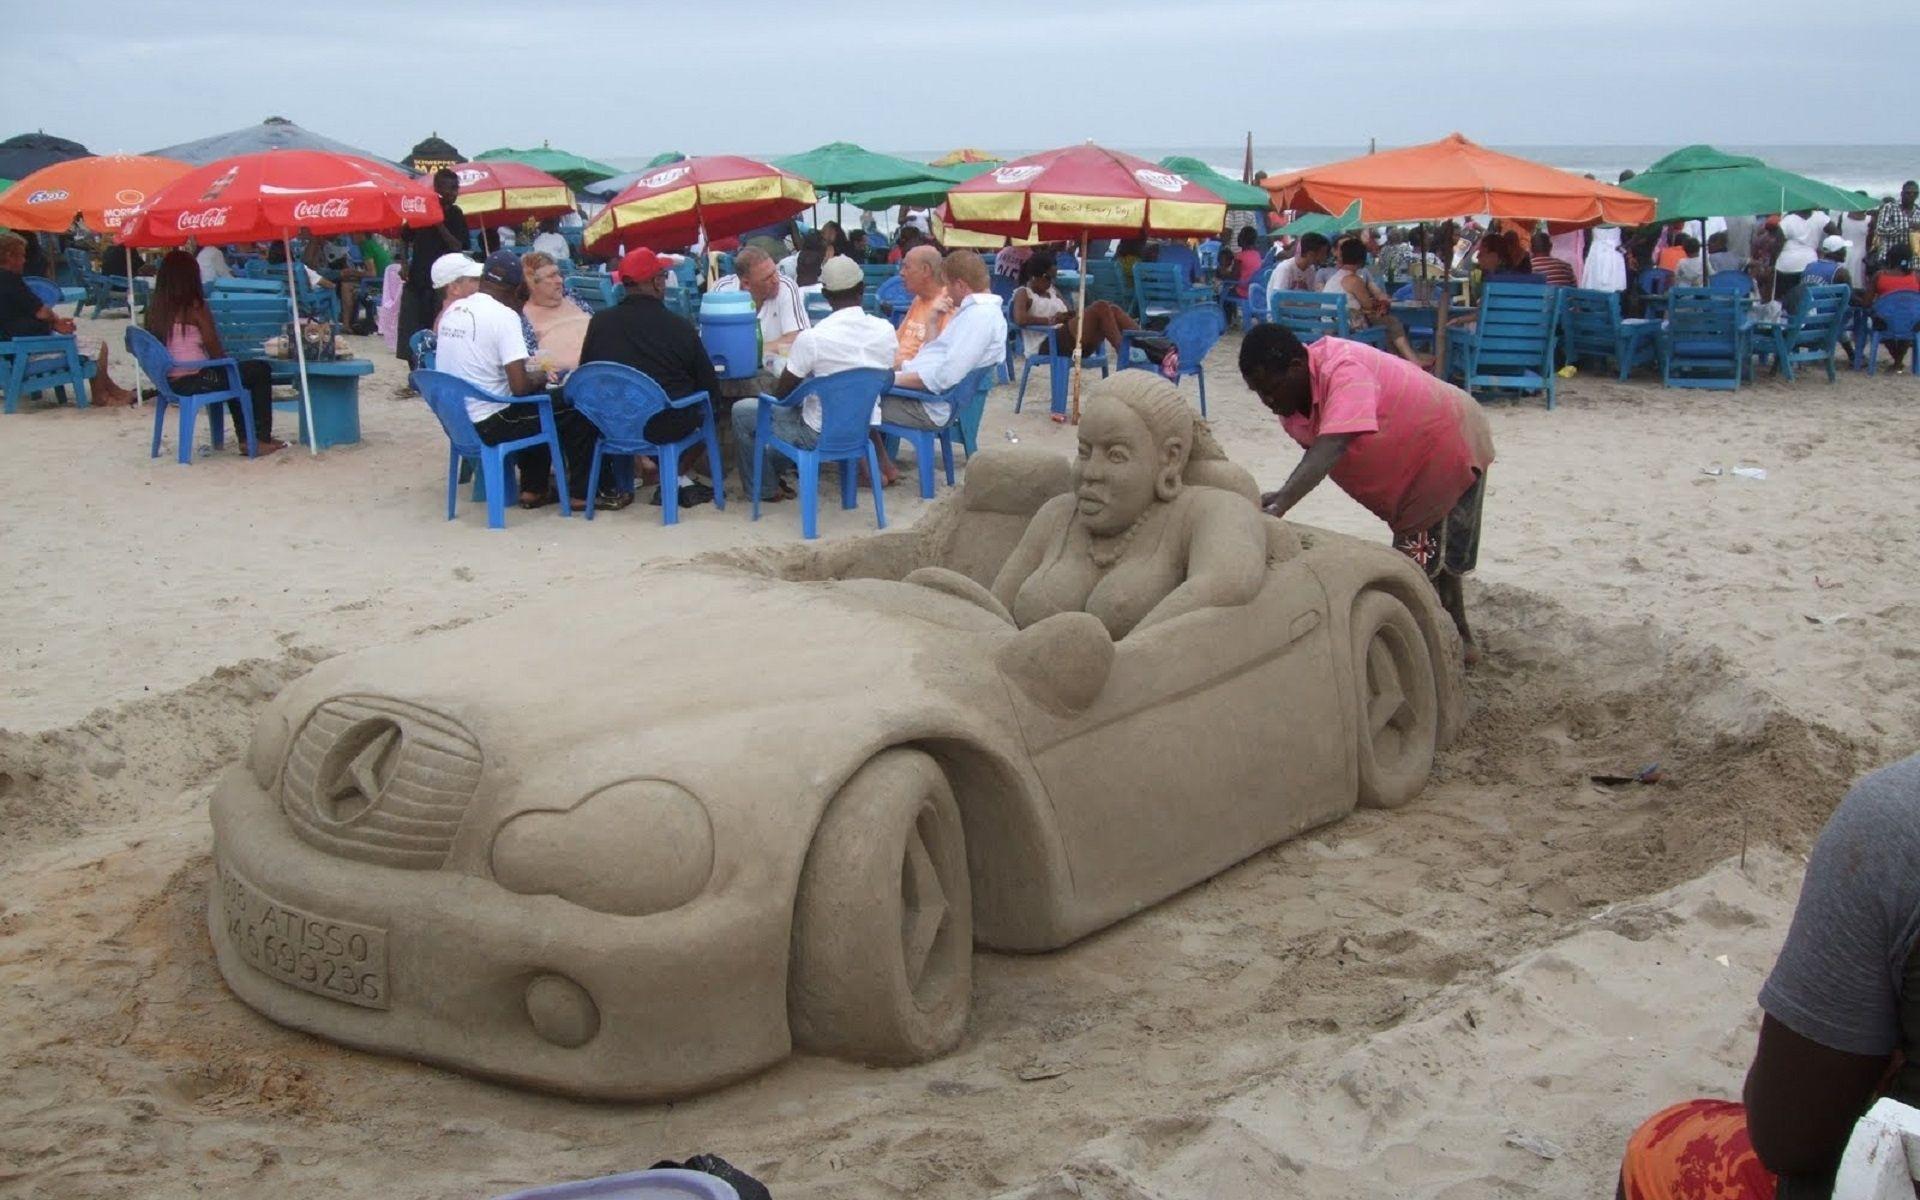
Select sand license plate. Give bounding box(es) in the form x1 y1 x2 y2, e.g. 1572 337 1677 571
218 864 390 1010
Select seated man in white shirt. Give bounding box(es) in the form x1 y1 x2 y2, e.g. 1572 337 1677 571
729 255 898 502
193 240 233 286
888 249 1007 430
430 251 601 512
712 245 811 362
1267 232 1331 308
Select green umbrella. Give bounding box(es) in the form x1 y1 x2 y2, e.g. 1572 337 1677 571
1272 201 1363 237
1158 156 1272 211
845 161 998 211
646 150 687 168
1620 145 1875 222
769 141 947 197
474 143 620 189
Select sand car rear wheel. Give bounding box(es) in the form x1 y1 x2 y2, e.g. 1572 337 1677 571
789 749 972 1063
1351 590 1439 809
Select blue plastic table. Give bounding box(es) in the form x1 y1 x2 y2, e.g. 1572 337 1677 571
289 359 376 449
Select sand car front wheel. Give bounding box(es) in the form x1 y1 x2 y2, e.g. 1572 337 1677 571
1351 589 1439 809
789 748 972 1063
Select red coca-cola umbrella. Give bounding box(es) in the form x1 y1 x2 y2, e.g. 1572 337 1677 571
581 155 815 268
119 150 443 454
450 159 573 238
944 144 1227 420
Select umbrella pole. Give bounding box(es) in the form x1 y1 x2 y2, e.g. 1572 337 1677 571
1070 230 1088 424
1429 222 1447 381
127 255 143 404
284 235 318 456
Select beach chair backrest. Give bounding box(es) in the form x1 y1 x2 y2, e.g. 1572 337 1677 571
1266 290 1351 343
208 295 291 361
1561 288 1626 358
564 362 673 452
1872 290 1920 338
1787 284 1850 344
1471 282 1559 372
410 369 493 458
787 367 891 458
1707 272 1753 296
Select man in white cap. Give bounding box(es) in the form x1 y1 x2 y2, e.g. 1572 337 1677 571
730 254 897 502
429 251 599 511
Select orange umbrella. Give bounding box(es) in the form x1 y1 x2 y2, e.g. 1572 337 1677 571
0 153 191 233
1263 133 1654 226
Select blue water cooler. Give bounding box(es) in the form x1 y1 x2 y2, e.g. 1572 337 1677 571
698 291 759 377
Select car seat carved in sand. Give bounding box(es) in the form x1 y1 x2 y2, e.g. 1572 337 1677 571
207 375 1465 1099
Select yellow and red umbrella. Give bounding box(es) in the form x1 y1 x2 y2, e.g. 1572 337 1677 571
451 159 574 231
930 148 1001 168
945 143 1226 420
0 153 191 234
582 155 814 258
946 143 1226 242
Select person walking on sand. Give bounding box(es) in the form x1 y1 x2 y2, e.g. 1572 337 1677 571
1238 324 1494 662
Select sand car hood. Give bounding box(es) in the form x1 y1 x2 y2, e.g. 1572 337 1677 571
253 563 1031 893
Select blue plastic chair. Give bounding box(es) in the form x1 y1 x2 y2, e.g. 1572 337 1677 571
1242 271 1273 330
1864 291 1920 375
1132 262 1211 326
1265 290 1389 351
1 330 94 413
411 369 571 530
859 263 899 315
564 362 725 525
24 277 62 309
408 329 436 370
1117 306 1226 417
880 364 995 498
126 326 259 462
565 273 624 313
1658 288 1748 391
875 274 911 326
1015 313 1109 418
750 367 891 539
1759 284 1849 383
1560 288 1659 381
1445 282 1564 407
1706 271 1754 297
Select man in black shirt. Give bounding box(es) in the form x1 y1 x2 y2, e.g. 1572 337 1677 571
578 247 722 507
0 231 135 405
395 168 468 364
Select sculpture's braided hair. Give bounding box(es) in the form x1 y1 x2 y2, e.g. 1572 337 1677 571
1091 371 1227 500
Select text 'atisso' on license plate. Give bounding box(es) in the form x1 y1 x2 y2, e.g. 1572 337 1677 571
218 863 391 1010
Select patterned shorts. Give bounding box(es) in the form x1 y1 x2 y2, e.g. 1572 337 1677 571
1392 470 1486 580
1619 1099 1777 1200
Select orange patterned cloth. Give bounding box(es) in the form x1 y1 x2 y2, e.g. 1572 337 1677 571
1620 1099 1777 1200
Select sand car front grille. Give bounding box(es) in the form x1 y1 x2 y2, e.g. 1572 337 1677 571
279 695 483 869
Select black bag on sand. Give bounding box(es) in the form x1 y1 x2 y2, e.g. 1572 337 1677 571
650 1154 773 1200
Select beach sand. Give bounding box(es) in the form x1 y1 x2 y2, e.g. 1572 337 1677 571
1 316 1915 1198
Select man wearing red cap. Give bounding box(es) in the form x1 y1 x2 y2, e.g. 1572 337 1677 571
576 248 724 508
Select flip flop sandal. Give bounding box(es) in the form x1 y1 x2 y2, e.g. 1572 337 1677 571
596 492 635 511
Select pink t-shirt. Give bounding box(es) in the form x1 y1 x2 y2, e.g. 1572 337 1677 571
165 320 207 380
1281 338 1495 534
1231 248 1263 298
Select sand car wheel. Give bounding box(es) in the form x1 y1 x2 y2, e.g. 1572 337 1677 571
1351 589 1440 810
789 748 973 1064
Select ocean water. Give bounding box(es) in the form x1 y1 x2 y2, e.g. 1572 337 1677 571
606 144 1920 208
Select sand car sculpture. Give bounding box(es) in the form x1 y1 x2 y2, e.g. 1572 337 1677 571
209 375 1465 1099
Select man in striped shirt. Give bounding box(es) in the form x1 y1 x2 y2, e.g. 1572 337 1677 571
713 246 811 360
1527 230 1578 288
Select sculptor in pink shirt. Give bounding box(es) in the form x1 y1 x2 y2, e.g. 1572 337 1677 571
1239 329 1495 659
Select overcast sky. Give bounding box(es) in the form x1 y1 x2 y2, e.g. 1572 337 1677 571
16 0 1918 162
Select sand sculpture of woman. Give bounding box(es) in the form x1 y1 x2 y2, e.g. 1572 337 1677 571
913 372 1268 643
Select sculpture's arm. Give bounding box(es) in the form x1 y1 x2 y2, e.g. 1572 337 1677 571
990 495 1072 616
1130 493 1268 635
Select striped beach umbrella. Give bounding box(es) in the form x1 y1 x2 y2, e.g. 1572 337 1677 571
582 155 814 257
452 160 574 231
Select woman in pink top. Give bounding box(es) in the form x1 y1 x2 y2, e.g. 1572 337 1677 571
1238 324 1495 660
143 251 283 454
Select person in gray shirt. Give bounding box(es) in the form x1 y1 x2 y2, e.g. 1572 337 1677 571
1616 753 1920 1199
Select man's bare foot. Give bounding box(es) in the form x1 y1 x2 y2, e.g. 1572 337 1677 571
1463 641 1481 668
250 438 288 455
94 390 136 407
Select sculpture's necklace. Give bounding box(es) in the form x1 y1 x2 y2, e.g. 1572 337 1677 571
1086 510 1152 570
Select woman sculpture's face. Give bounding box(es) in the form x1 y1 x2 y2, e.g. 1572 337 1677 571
528 264 565 306
1073 401 1166 539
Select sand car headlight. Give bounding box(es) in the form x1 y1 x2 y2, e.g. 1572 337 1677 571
490 779 714 916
